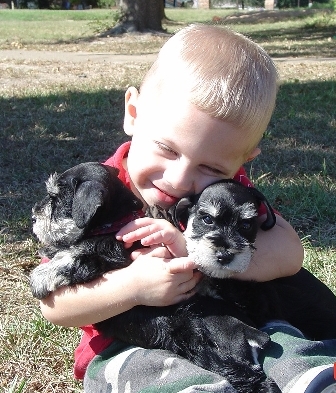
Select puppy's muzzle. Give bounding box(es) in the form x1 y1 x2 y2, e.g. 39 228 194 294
205 232 245 266
215 250 235 265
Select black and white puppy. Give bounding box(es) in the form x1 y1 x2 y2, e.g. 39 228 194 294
30 162 144 299
173 180 276 280
30 162 280 393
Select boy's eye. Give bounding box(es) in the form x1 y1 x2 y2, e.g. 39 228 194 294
207 167 223 175
200 165 227 177
154 141 178 156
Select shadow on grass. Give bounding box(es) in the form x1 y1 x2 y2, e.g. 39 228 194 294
193 11 336 58
251 26 336 58
258 80 336 179
0 88 128 240
0 80 335 246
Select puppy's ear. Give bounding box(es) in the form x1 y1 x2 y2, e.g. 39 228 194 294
169 197 193 231
248 188 276 230
72 180 107 229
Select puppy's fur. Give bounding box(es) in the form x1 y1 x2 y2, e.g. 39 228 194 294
31 162 280 393
30 162 143 299
31 162 336 392
173 181 276 280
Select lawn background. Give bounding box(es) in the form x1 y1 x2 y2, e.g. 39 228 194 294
0 7 335 393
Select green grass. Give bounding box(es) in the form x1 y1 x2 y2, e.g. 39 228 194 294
1 306 81 392
0 8 335 56
0 9 112 44
0 8 113 20
0 7 336 393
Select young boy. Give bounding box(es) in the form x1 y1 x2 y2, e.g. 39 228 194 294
39 25 336 391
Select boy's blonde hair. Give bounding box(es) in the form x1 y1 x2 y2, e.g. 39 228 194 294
141 24 279 144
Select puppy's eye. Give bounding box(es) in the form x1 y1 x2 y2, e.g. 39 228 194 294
239 220 252 231
202 215 214 225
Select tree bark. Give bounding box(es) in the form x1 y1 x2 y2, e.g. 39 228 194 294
113 0 164 33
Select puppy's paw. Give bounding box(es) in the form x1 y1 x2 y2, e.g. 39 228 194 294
30 251 74 299
30 263 57 299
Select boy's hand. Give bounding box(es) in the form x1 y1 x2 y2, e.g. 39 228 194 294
117 218 202 307
126 246 203 307
116 217 188 257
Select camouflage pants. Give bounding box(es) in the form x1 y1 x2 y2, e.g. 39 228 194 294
84 322 336 393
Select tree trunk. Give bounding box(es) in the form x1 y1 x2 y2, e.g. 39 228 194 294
114 0 164 33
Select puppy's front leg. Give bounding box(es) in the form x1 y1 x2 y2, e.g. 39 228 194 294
30 251 77 299
30 237 133 300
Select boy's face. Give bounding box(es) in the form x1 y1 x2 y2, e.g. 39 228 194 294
123 86 260 209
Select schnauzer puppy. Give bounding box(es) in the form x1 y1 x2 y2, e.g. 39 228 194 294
173 180 276 280
30 162 281 393
30 162 144 299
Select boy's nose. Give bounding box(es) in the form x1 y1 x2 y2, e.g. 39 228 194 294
163 162 194 194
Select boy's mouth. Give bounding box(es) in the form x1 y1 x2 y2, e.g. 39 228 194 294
152 185 180 206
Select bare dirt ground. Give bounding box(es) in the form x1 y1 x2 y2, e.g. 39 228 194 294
0 50 336 96
0 49 335 93
0 57 334 109
1 49 336 64
0 50 158 64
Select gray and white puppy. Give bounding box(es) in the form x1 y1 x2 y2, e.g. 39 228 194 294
30 162 143 299
173 180 276 280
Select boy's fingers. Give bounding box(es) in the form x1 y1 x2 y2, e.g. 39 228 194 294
123 241 134 249
174 273 203 302
129 248 150 260
124 229 166 246
193 270 204 282
116 225 159 243
166 257 197 274
130 245 172 260
116 217 156 238
173 290 197 304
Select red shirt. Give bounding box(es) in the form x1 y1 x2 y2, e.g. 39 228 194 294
73 141 267 379
73 142 131 380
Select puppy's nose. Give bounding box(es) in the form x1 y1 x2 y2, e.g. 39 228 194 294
32 215 37 225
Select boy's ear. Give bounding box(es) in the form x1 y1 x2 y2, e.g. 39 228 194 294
124 86 139 136
245 147 261 163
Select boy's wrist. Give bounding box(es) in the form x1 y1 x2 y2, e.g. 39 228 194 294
103 268 142 309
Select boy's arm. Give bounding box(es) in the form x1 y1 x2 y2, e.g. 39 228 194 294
39 248 200 327
232 214 304 282
117 216 303 282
